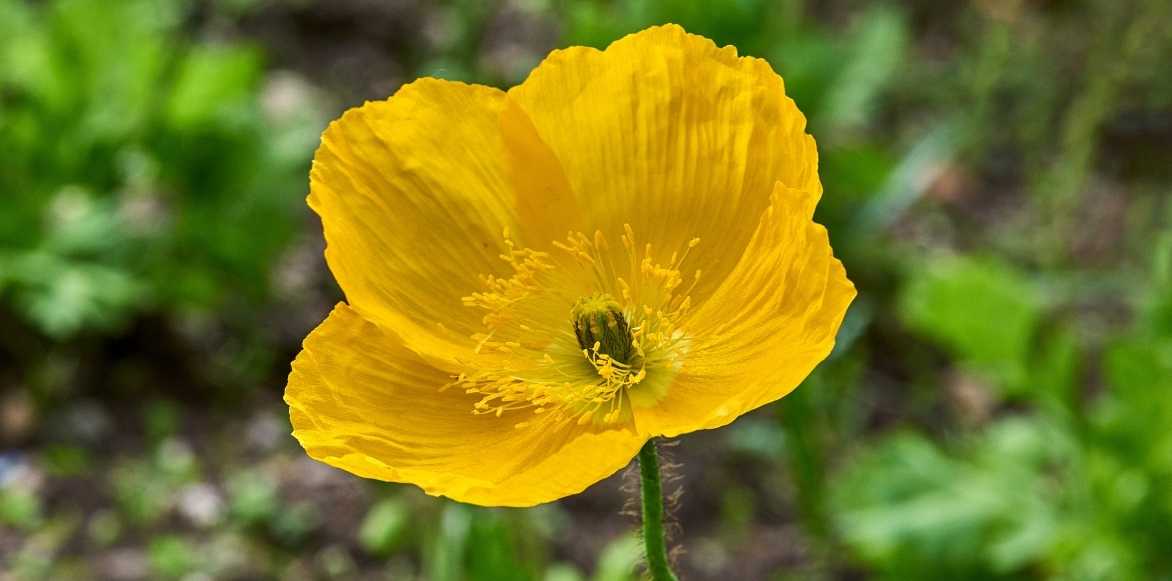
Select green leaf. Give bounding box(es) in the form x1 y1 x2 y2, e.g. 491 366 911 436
466 509 534 581
427 503 472 581
899 255 1045 392
545 563 586 581
832 418 1067 578
358 497 411 556
226 469 280 525
591 533 641 581
3 251 143 338
148 535 199 579
822 5 907 130
165 44 263 130
0 486 43 530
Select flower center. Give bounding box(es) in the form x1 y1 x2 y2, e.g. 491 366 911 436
452 226 701 428
571 293 633 363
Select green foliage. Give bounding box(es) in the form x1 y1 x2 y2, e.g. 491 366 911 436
833 420 1067 579
834 241 1172 579
226 469 281 526
271 501 321 546
563 0 778 54
592 533 642 581
0 0 319 337
41 445 91 476
899 255 1045 392
0 485 43 530
546 563 587 581
819 7 907 131
0 189 145 337
424 503 543 581
148 535 199 579
359 497 411 556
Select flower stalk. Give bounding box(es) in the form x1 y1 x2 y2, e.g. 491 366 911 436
638 439 678 581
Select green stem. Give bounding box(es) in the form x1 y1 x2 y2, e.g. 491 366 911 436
638 440 679 581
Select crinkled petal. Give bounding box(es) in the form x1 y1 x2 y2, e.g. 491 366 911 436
285 303 646 507
309 79 517 368
507 23 820 302
633 183 856 437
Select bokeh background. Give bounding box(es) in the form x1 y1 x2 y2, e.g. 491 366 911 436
2 0 1171 579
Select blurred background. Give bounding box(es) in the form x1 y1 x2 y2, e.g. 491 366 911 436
1 0 1170 579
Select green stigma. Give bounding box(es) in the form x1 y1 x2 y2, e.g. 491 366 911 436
571 293 633 363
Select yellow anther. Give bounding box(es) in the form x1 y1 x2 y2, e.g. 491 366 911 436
458 227 700 428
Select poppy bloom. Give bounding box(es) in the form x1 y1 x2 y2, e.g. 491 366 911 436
285 24 855 507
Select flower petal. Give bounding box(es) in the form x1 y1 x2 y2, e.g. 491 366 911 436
285 303 646 507
309 79 518 368
507 24 819 302
633 183 856 437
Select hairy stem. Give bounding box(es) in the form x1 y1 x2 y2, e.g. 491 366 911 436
638 439 679 581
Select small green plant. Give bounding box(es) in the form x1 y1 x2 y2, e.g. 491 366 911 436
831 239 1172 579
0 0 321 338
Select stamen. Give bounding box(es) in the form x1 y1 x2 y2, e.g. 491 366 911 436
454 227 703 428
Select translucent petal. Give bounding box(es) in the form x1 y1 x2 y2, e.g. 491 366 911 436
507 24 820 303
285 303 646 507
309 79 517 367
632 183 856 437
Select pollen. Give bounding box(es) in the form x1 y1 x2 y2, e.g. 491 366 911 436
453 226 702 428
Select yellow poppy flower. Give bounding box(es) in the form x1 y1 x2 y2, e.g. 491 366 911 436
285 24 856 507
